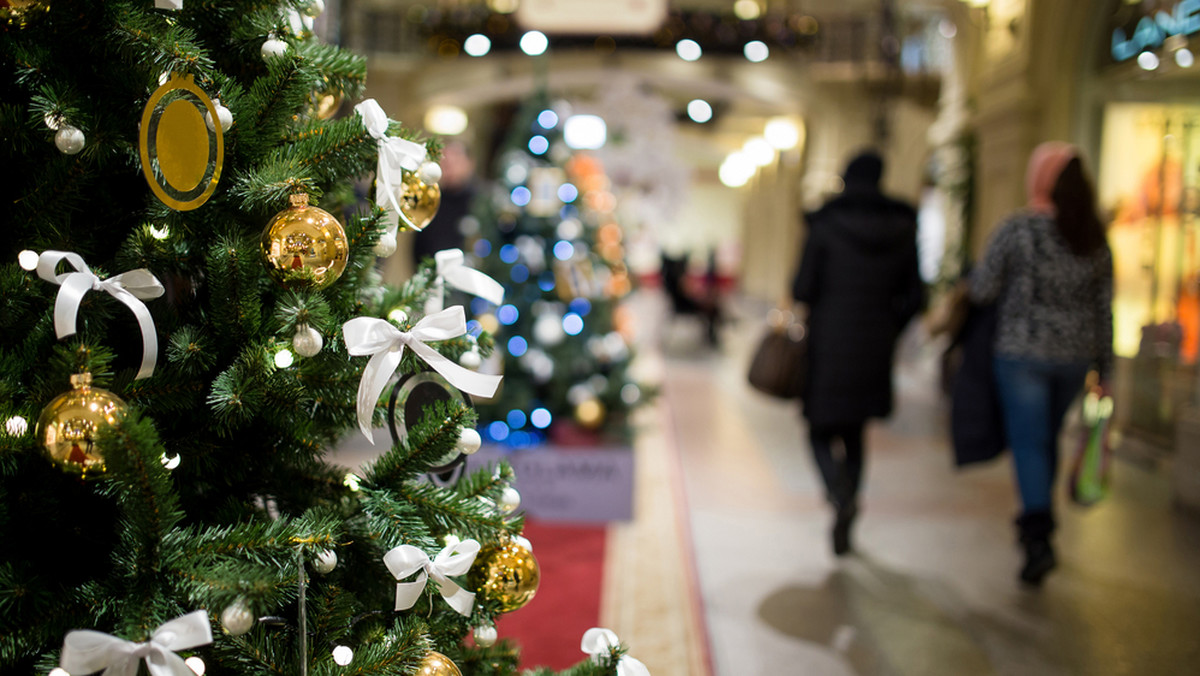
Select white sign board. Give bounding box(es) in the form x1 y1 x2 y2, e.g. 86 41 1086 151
516 0 668 35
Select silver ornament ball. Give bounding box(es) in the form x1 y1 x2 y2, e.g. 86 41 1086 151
458 350 482 369
261 37 289 59
292 325 324 358
457 427 482 455
221 599 254 636
473 625 498 648
205 101 233 133
418 161 443 185
498 486 521 515
373 233 397 258
313 549 338 574
55 126 85 155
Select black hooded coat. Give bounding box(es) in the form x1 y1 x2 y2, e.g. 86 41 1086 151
792 154 924 425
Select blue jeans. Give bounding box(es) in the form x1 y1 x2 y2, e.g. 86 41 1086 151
993 356 1089 517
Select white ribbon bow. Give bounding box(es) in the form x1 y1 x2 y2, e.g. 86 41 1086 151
154 0 183 9
60 610 213 676
383 540 480 616
426 249 505 314
343 307 502 443
354 99 428 245
36 250 164 380
581 628 651 676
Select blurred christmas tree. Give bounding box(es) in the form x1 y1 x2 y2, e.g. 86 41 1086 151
469 96 648 448
0 2 636 674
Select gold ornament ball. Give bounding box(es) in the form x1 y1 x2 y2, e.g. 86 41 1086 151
415 651 462 676
397 170 441 232
468 540 540 613
261 193 349 289
575 398 606 430
37 373 126 479
311 89 343 120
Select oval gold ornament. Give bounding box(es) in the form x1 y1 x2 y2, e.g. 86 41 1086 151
139 73 224 211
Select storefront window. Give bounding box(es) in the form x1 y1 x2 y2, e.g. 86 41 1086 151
1098 102 1200 362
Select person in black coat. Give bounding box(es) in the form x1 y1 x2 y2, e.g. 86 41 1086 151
792 151 925 555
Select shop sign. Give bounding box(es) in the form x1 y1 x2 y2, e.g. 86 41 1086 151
1111 0 1200 62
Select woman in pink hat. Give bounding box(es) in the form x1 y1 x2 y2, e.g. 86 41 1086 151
969 142 1113 586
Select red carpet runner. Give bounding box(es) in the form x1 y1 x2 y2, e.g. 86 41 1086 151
496 519 608 670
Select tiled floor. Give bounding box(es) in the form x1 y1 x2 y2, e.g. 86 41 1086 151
643 290 1200 676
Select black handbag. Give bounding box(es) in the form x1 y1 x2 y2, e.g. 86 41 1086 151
747 312 808 400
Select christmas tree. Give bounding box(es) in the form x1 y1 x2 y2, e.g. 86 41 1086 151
470 96 647 448
0 2 639 674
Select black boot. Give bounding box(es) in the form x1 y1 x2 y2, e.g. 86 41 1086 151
832 503 857 556
1016 512 1056 586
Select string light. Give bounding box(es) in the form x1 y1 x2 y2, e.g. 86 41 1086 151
185 656 206 675
5 416 28 436
18 250 39 270
332 645 354 666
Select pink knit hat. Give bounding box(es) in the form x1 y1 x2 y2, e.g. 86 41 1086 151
1026 141 1078 213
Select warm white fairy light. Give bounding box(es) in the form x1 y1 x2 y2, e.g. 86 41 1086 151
676 39 702 62
332 645 354 666
150 225 171 240
687 99 713 123
519 31 548 56
343 472 362 491
49 669 70 676
274 348 295 369
464 33 491 57
185 656 206 675
18 250 39 270
161 452 181 470
5 416 28 436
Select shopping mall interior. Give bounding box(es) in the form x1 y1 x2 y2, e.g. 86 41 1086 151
5 0 1200 675
330 1 1200 674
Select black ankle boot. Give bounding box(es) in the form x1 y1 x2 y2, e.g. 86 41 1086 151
1020 538 1056 586
1015 512 1056 586
832 503 857 556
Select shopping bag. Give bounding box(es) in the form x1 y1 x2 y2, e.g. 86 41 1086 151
747 310 807 400
1068 386 1114 506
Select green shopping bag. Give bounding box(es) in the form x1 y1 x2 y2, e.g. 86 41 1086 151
1068 386 1113 506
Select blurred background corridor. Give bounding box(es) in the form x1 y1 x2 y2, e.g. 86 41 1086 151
323 0 1200 673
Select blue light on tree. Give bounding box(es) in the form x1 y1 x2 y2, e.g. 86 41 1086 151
530 407 553 429
553 240 575 261
562 313 584 336
497 304 519 325
508 335 528 356
537 109 559 128
511 186 532 206
510 264 530 283
558 183 579 203
528 135 550 155
568 298 592 316
499 244 520 264
488 421 510 441
507 410 527 429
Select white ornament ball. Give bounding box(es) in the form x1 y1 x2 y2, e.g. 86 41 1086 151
205 100 233 133
498 486 521 515
55 126 85 155
292 325 324 357
221 599 254 636
313 549 338 574
533 313 565 346
373 233 397 258
459 350 482 369
261 37 289 59
457 427 482 455
473 625 498 648
418 161 443 185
